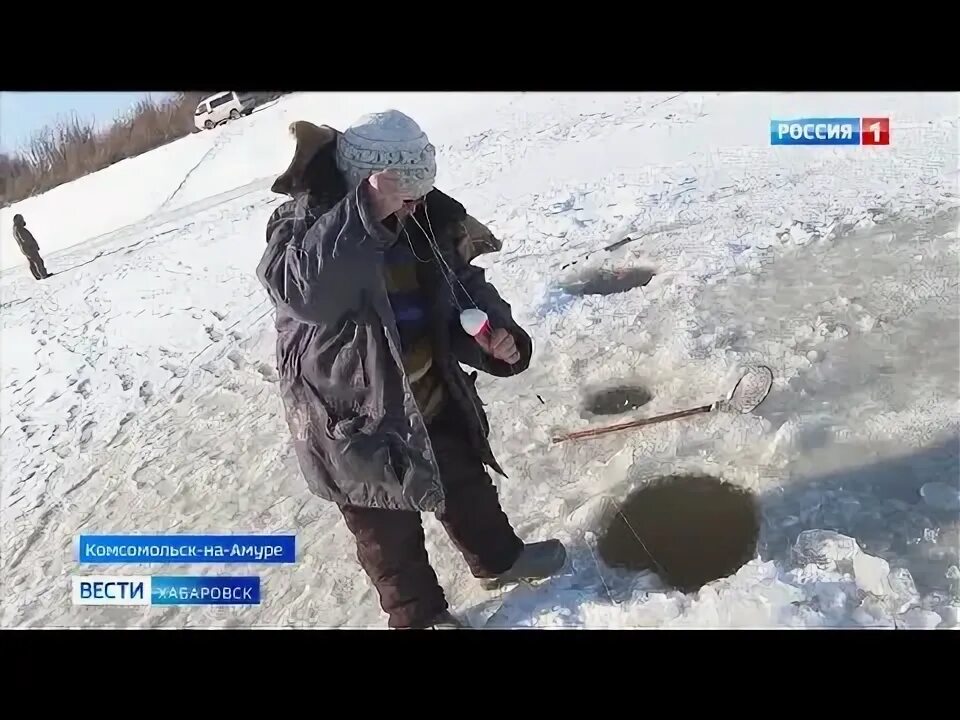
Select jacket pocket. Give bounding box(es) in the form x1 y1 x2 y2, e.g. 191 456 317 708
329 329 371 389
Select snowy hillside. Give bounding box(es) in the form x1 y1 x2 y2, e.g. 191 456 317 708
1 91 958 628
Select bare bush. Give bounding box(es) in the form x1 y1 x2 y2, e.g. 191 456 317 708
1 91 211 207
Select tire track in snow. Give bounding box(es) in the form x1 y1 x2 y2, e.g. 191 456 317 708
156 141 223 210
157 118 250 211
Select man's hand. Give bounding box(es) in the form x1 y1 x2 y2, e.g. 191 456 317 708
367 170 416 221
475 327 521 365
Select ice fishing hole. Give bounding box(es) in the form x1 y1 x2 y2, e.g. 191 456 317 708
597 474 760 593
584 385 653 416
560 267 655 296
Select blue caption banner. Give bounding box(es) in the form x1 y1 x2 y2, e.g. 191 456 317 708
151 576 260 605
71 575 261 605
78 534 296 564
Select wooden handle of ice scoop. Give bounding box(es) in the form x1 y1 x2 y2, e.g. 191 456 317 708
550 404 715 444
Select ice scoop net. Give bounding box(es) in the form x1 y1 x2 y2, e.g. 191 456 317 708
718 365 775 414
552 365 774 444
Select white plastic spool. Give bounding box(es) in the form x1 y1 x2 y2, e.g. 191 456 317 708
460 308 490 338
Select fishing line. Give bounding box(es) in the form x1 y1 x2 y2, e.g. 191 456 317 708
397 205 493 430
416 206 520 375
616 510 669 580
416 206 478 309
586 534 618 607
401 222 465 314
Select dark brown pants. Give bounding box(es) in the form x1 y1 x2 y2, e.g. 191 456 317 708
26 253 48 280
339 402 523 628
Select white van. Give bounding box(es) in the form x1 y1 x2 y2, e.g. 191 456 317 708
194 92 257 131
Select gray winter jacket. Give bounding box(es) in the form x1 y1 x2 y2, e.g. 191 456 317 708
256 180 532 514
13 225 40 256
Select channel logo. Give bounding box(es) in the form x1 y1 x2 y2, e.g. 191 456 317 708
770 117 889 146
72 575 261 605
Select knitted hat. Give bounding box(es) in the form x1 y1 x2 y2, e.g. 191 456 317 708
336 110 437 197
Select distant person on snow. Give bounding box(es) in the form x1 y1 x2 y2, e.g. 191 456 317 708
258 111 566 629
12 214 52 280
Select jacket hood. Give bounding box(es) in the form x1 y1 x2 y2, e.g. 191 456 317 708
271 121 340 197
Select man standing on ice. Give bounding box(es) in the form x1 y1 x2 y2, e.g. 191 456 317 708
12 214 52 280
258 111 566 629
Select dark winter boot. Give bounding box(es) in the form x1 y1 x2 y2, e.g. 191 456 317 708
480 539 567 590
389 611 467 630
423 611 466 629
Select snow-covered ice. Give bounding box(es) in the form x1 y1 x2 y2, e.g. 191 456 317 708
1 91 958 628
